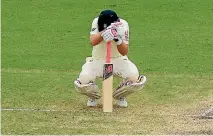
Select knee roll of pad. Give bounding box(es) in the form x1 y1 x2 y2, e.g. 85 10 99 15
74 80 101 99
113 75 147 99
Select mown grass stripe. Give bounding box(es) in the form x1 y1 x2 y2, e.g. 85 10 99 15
2 108 213 119
2 68 212 78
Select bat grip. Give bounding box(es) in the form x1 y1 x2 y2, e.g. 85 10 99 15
106 42 111 63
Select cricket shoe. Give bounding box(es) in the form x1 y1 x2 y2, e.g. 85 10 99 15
87 98 97 107
117 97 128 108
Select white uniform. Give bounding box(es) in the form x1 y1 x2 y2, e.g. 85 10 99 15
78 17 140 84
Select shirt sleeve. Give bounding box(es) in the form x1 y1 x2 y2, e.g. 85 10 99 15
90 17 99 35
119 22 129 44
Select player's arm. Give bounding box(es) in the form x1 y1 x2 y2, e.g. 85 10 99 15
115 23 129 56
116 42 128 56
90 32 103 46
89 18 103 46
101 22 129 56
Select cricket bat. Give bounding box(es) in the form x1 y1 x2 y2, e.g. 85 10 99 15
102 41 113 112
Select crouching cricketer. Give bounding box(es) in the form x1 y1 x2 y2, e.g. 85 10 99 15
74 9 147 107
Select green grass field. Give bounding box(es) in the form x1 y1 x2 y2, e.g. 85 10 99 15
1 0 213 135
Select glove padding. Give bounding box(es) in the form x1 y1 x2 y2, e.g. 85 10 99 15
106 22 123 45
101 28 123 45
114 36 122 45
107 22 124 31
101 28 118 42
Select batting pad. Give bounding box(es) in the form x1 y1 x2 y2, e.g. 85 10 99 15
74 80 101 99
113 75 147 100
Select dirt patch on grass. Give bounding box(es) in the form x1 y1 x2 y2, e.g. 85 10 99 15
159 96 213 135
188 96 213 117
161 115 213 135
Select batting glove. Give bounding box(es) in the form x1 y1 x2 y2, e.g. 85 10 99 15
107 22 124 31
114 36 122 45
101 28 118 42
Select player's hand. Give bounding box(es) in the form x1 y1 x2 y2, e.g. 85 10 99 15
114 36 122 45
101 28 118 42
107 22 123 45
107 22 123 31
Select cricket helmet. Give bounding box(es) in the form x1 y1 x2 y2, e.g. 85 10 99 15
97 9 119 31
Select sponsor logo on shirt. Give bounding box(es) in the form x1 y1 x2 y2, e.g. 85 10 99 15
91 28 96 32
125 30 129 41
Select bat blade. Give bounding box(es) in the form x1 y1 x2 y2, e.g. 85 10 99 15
102 42 113 112
102 63 113 112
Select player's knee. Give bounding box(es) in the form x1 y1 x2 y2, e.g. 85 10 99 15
126 70 139 82
78 72 95 84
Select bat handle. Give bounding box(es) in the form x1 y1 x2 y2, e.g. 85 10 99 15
106 42 111 63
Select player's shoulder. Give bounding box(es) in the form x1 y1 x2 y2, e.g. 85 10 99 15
119 18 129 25
92 17 99 23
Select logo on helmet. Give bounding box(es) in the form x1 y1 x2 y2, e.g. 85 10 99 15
104 24 107 29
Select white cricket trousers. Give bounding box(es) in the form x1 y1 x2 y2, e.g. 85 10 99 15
78 56 140 84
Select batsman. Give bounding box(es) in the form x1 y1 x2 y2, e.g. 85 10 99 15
74 9 147 107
